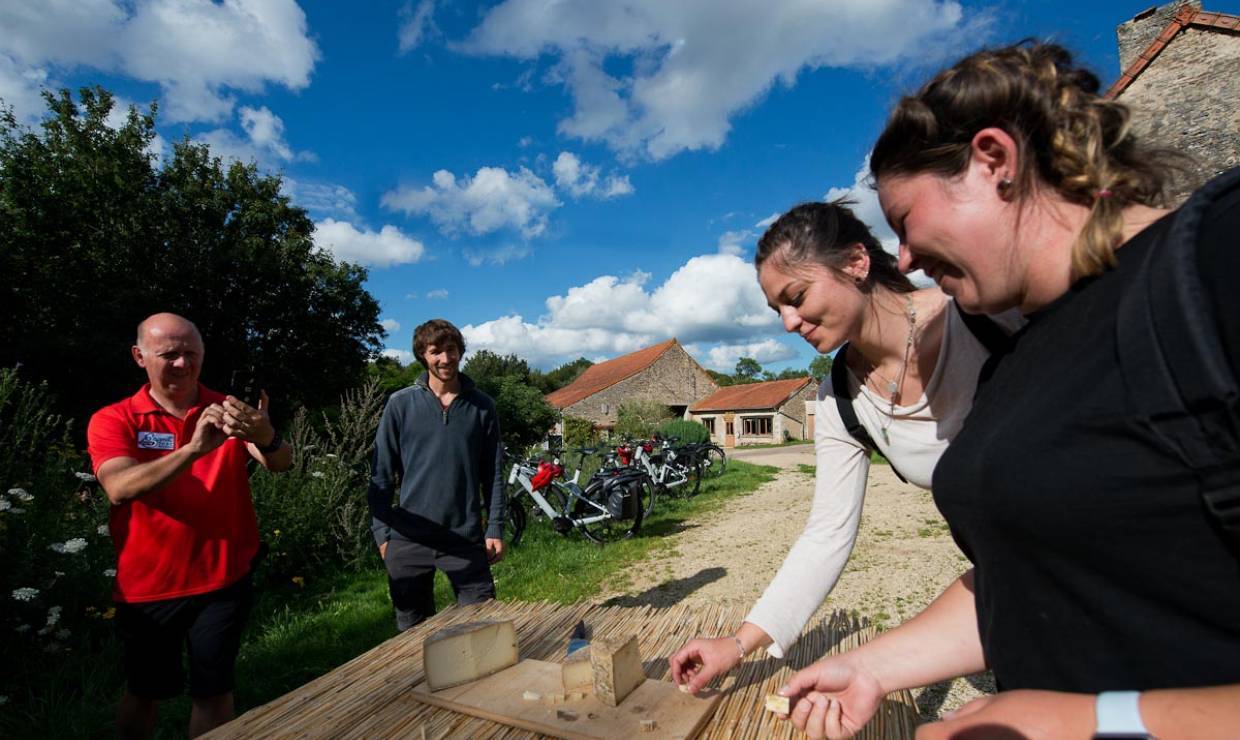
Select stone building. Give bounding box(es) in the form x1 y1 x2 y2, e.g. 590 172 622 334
546 338 717 432
689 377 818 447
1106 1 1240 199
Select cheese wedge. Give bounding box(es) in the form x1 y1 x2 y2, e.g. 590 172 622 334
562 647 593 692
423 620 519 690
590 634 644 706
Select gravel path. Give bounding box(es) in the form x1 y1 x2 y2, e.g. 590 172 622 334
593 456 994 720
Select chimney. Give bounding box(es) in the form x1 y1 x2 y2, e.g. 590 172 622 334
1116 0 1202 71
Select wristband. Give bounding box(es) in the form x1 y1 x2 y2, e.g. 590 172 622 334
256 431 284 454
733 636 746 661
1093 691 1154 739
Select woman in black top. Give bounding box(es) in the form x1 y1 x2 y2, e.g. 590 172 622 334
779 43 1240 739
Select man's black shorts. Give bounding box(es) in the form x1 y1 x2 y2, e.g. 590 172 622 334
115 573 253 700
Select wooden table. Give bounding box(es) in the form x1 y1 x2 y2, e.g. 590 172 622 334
206 601 918 739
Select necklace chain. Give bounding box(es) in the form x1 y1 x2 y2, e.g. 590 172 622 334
870 295 917 445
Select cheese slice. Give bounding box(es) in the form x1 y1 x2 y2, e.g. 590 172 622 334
590 634 645 706
765 693 791 715
423 620 519 690
562 647 593 692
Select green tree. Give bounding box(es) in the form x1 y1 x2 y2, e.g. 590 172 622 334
0 87 382 424
707 369 736 387
809 355 834 382
366 356 424 396
462 350 558 452
734 356 762 382
535 357 593 393
762 367 809 381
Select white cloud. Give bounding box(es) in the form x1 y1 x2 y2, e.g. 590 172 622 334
461 0 971 160
704 339 798 372
313 219 427 267
462 252 781 366
0 0 319 124
552 151 634 199
463 244 532 267
283 179 360 221
0 54 51 125
381 348 416 365
382 166 560 238
755 212 780 229
426 289 450 299
398 0 438 54
716 229 753 257
200 105 311 169
381 318 401 332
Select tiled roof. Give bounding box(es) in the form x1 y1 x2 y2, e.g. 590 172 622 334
1106 5 1240 99
545 339 678 409
690 377 814 412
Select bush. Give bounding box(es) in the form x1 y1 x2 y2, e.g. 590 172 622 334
250 377 385 579
614 399 673 440
562 415 597 448
657 419 710 444
0 368 112 709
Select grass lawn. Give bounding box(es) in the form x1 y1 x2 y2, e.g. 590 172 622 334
4 461 776 739
733 438 813 449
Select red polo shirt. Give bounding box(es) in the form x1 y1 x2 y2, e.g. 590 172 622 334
87 384 259 603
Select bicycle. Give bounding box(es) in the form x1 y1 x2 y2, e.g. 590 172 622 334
504 453 654 544
633 436 702 498
679 440 727 479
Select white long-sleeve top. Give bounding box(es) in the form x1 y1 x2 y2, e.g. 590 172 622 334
745 299 1020 657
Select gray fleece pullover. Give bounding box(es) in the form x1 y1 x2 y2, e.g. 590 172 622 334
368 372 505 548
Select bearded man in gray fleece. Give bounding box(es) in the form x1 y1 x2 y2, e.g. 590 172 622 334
368 318 506 631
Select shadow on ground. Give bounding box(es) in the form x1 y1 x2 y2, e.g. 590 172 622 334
599 566 727 608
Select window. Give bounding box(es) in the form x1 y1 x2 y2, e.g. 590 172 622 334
703 418 716 434
742 416 772 436
725 421 734 436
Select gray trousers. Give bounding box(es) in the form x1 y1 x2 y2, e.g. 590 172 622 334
383 537 496 631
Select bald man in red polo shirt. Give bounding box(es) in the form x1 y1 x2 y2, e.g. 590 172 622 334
87 313 292 740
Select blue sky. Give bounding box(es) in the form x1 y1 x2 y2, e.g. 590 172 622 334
1 0 1161 371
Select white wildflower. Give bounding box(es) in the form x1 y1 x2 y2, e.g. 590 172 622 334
0 500 10 512
46 606 62 626
0 695 7 706
9 507 24 514
12 587 39 601
7 487 32 502
97 524 110 536
53 571 65 577
37 625 51 636
51 538 88 555
74 472 97 482
325 453 338 459
14 624 31 633
311 471 325 479
55 628 70 640
103 568 117 578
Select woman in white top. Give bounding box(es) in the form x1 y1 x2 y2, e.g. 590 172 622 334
670 200 1011 693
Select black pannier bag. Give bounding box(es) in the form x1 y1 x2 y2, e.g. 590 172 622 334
604 474 643 520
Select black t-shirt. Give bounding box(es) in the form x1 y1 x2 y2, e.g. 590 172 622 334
933 185 1240 693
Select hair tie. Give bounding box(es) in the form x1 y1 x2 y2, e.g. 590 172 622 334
1095 188 1113 199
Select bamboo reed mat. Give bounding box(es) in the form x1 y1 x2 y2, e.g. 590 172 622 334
205 601 917 739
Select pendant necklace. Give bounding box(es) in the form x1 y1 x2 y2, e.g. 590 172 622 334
871 295 917 446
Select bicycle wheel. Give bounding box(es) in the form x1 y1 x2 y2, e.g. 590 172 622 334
574 476 649 544
684 460 701 497
702 446 727 479
504 496 527 547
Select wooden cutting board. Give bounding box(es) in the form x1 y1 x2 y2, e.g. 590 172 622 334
410 658 722 739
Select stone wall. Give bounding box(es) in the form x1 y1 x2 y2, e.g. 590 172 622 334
1115 3 1240 199
1117 0 1201 71
691 379 819 445
564 343 717 429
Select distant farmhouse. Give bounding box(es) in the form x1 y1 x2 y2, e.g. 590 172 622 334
546 339 718 434
1106 0 1240 199
689 376 818 447
545 338 817 447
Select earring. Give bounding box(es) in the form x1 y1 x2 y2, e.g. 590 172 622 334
997 176 1013 196
855 273 868 285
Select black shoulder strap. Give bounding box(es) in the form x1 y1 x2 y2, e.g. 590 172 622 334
831 344 908 483
954 302 1010 355
1116 167 1240 545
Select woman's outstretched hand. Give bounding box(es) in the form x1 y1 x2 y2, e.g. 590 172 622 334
778 655 886 739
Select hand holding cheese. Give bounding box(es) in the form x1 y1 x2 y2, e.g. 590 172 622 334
423 620 519 690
